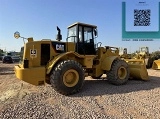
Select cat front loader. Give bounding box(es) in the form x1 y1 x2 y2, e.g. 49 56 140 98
14 22 149 95
119 48 131 59
152 54 160 70
152 60 160 69
119 47 149 80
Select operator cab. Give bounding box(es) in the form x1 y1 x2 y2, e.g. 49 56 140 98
67 22 98 55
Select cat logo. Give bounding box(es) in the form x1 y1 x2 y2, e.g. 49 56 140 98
30 49 37 58
56 44 64 51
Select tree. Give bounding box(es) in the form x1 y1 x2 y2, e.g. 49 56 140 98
152 50 160 56
0 49 4 55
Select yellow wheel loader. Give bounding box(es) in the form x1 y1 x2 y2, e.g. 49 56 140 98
134 47 150 59
133 47 160 69
152 54 160 70
131 47 154 69
119 48 131 59
152 60 160 69
14 22 149 95
137 47 160 69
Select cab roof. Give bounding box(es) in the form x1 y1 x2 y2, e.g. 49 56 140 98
68 22 97 29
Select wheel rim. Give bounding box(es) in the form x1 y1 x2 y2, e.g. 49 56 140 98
118 66 127 79
63 69 79 87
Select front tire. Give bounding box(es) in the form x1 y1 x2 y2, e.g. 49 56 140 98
146 58 153 68
50 60 84 95
107 59 129 85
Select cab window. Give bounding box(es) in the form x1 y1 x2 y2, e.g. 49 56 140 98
84 27 93 43
79 26 83 42
67 26 77 42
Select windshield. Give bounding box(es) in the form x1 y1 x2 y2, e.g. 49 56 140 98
141 48 146 52
67 26 77 42
140 47 149 54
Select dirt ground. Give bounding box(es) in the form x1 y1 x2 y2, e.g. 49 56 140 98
0 61 160 118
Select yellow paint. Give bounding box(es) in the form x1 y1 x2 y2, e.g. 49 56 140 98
63 69 79 87
14 65 46 85
124 59 149 80
46 51 96 74
152 60 160 70
101 56 118 70
118 66 127 79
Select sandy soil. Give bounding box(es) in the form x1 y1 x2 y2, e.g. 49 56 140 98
0 61 160 118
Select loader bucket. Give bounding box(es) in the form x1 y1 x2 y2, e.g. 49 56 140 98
124 59 149 80
152 60 160 70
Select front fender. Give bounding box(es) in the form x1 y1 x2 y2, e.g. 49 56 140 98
101 56 118 71
46 51 81 74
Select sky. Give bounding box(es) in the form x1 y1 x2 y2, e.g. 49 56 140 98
0 0 160 53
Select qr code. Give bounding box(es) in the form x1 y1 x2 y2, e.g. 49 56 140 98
134 9 151 26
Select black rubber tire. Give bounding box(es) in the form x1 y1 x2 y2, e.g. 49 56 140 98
146 57 153 68
50 60 84 95
107 59 129 85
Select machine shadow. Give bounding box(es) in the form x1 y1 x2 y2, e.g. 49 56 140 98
72 76 160 97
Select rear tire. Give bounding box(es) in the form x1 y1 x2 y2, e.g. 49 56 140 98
107 59 129 85
50 60 84 95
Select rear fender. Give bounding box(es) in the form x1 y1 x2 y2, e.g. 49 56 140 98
46 51 81 74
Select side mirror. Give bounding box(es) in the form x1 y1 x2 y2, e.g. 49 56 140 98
14 31 20 39
14 31 28 44
94 29 98 37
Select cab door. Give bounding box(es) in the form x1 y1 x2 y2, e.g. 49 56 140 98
76 26 96 55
